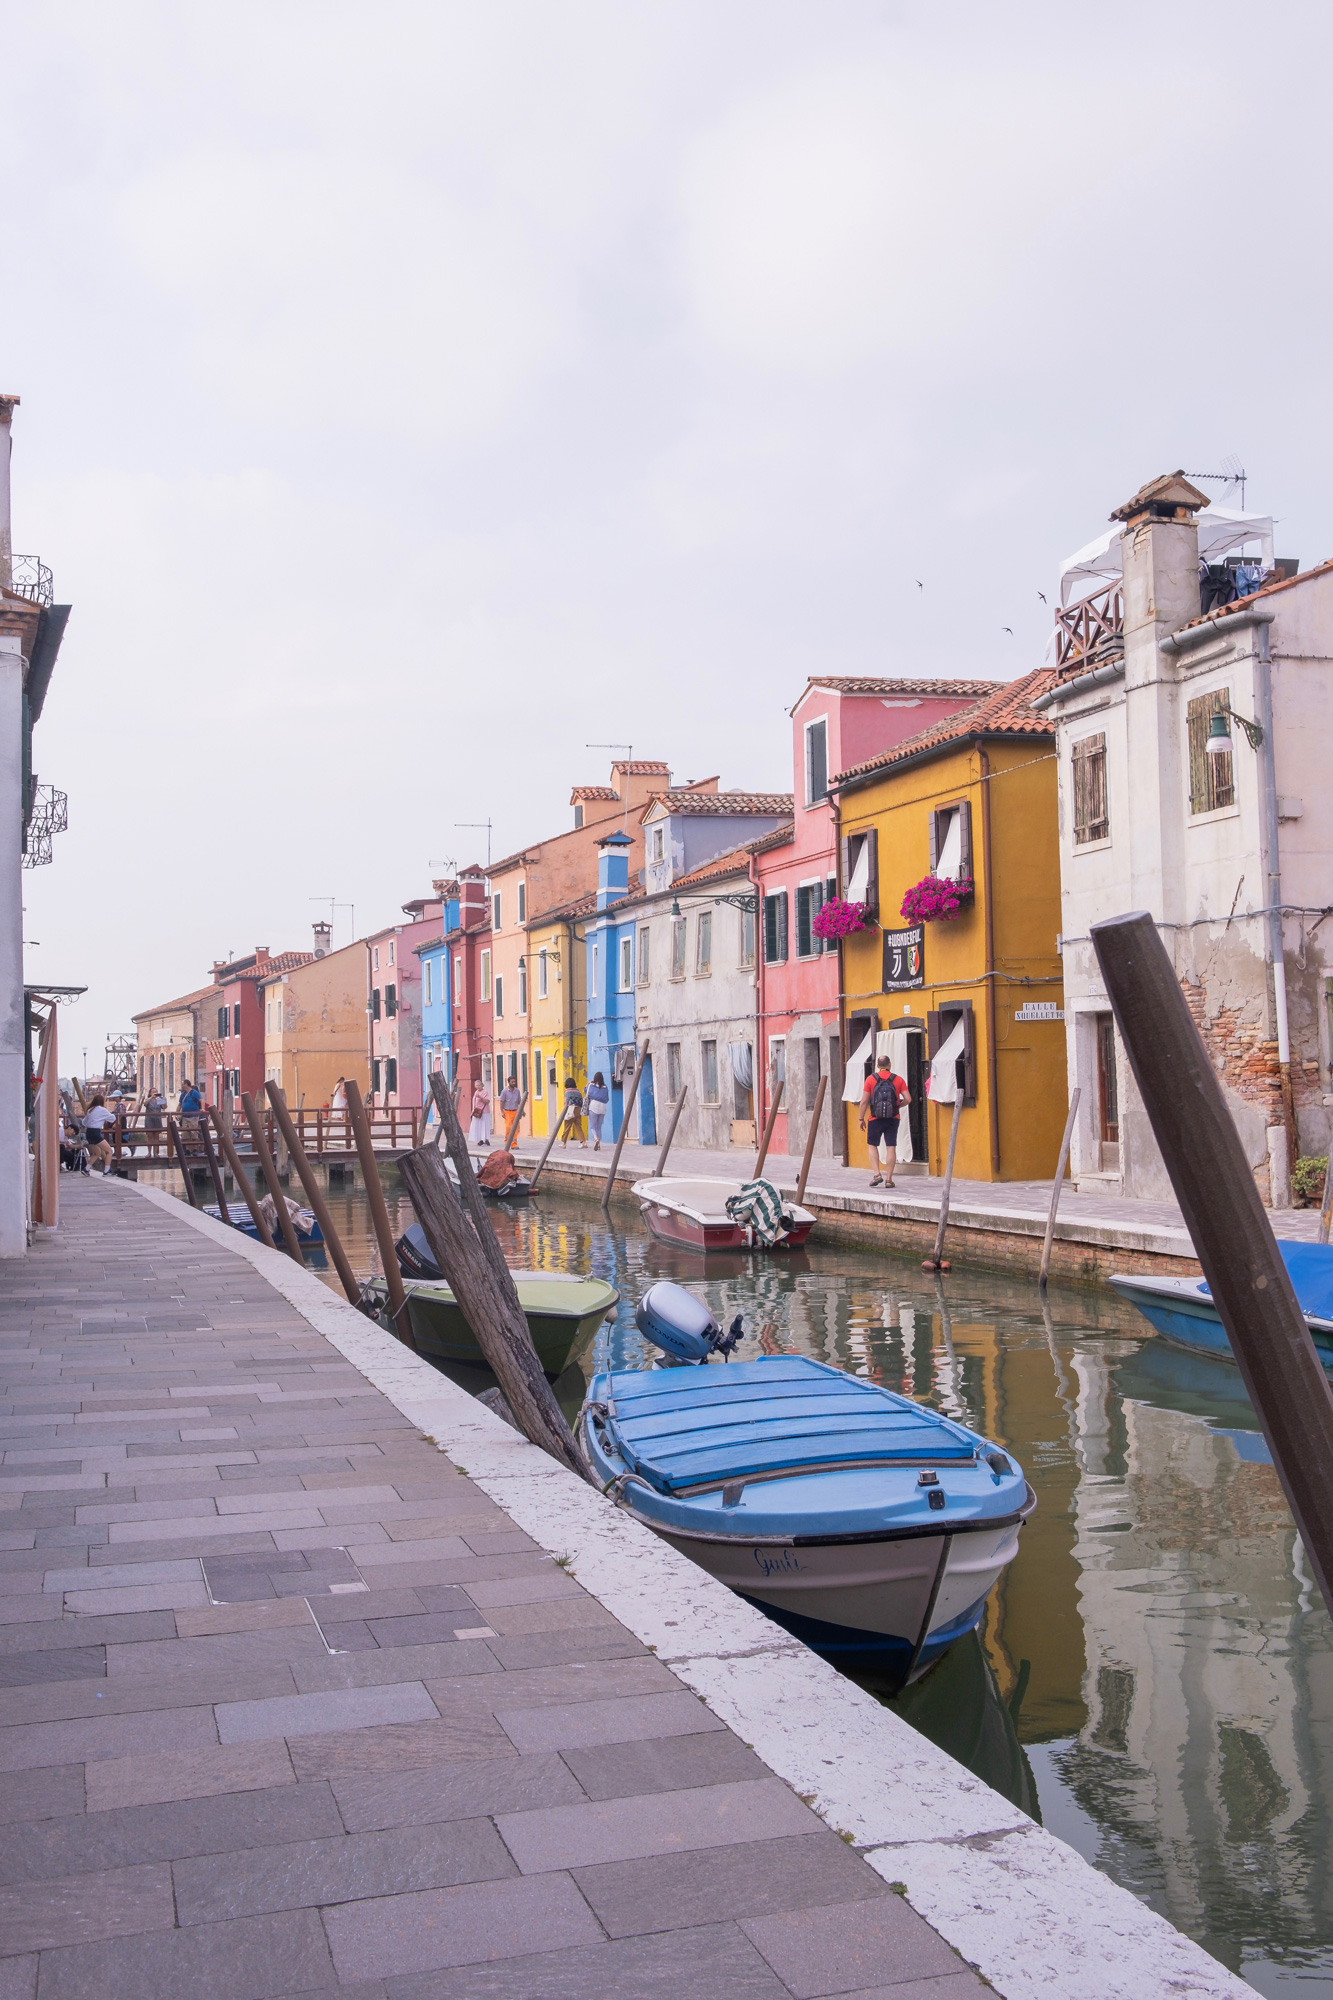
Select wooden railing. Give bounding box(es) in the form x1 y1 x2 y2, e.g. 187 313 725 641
109 1104 426 1164
1054 583 1123 676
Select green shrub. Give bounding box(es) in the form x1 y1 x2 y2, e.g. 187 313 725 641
1292 1155 1328 1202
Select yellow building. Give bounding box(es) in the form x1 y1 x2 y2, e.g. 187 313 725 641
834 669 1065 1182
260 939 370 1109
525 891 591 1139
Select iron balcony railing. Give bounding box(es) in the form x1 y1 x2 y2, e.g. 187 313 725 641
8 556 53 607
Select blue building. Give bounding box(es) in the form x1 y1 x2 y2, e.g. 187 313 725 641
584 832 655 1144
416 887 459 1102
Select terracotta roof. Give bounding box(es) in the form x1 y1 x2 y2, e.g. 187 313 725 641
801 677 1004 699
253 952 317 983
610 760 671 774
672 845 756 889
132 981 218 1023
746 820 796 857
528 889 599 928
569 786 619 802
643 790 792 819
833 669 1058 788
1174 556 1333 634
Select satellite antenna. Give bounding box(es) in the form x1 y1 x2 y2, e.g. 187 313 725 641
1187 457 1248 510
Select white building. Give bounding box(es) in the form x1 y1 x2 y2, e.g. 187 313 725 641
1039 472 1331 1207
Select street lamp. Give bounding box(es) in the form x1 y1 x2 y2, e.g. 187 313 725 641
1206 703 1264 762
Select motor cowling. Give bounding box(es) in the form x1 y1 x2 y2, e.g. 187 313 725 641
635 1281 720 1362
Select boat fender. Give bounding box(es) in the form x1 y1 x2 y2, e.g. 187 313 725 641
986 1451 1012 1477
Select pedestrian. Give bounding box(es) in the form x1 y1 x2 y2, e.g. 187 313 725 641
584 1071 609 1151
498 1073 522 1140
858 1056 909 1190
83 1094 116 1176
144 1085 166 1158
178 1076 204 1152
561 1077 584 1146
468 1081 491 1148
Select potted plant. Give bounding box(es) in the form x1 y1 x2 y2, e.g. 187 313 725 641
900 876 975 924
813 897 872 941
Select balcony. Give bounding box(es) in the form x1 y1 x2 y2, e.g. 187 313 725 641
7 556 53 607
1054 582 1123 679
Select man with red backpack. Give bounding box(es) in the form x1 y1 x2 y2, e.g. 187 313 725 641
858 1057 909 1189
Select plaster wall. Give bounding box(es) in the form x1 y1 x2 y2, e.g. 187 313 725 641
0 638 24 1254
262 941 371 1108
631 869 759 1153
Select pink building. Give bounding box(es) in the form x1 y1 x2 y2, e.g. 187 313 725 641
751 678 1001 1163
366 894 444 1106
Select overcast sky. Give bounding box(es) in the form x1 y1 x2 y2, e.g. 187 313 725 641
5 0 1333 1075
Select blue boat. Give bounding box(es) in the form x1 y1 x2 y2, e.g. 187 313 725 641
203 1204 324 1246
579 1282 1034 1690
1110 1240 1333 1370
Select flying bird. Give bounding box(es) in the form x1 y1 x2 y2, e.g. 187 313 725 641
1037 590 1047 604
915 579 924 589
1002 626 1014 635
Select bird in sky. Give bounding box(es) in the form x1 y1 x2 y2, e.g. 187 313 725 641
915 579 924 589
1037 590 1047 604
1002 626 1014 635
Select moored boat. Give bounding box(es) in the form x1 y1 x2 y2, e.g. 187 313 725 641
631 1176 815 1252
580 1282 1033 1689
204 1203 323 1245
1110 1239 1333 1370
365 1265 619 1383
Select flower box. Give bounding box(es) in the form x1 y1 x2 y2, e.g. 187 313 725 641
900 875 975 924
812 897 872 942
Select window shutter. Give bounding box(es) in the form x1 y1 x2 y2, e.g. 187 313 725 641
961 1008 978 1104
928 813 939 873
385 984 397 1018
777 892 789 961
763 896 777 963
371 988 381 1021
956 802 974 883
926 1010 942 1057
863 831 878 918
796 885 812 957
840 836 853 895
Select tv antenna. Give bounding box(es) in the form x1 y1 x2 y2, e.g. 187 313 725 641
587 742 633 830
309 896 355 946
1187 455 1247 509
456 821 492 869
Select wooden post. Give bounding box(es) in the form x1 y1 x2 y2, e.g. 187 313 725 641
528 1103 573 1192
265 1082 362 1307
924 1092 964 1271
345 1079 413 1345
199 1115 231 1225
1038 1087 1081 1290
1091 908 1333 1618
795 1076 828 1208
241 1092 304 1262
208 1107 274 1247
1319 1155 1333 1247
402 1074 591 1483
601 1044 648 1211
113 1110 123 1170
504 1089 529 1151
168 1117 199 1208
653 1085 689 1180
753 1076 784 1179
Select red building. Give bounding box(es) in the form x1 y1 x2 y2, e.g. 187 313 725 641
202 946 313 1110
446 868 493 1103
751 678 1000 1163
366 895 444 1106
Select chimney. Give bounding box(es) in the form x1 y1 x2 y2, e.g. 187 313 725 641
597 830 632 910
312 922 331 959
1112 471 1211 666
0 395 17 591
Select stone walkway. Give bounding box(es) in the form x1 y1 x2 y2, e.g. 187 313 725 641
0 1174 985 1999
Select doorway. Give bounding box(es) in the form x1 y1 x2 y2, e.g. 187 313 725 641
1096 1014 1119 1171
638 1055 657 1146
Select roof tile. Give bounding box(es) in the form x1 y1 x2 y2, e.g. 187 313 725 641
833 668 1057 788
645 790 792 818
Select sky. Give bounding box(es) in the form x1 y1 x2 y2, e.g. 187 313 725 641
4 0 1333 1075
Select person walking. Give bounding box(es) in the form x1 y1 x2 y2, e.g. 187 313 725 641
83 1095 116 1175
468 1081 491 1149
144 1085 167 1159
858 1056 909 1189
498 1073 522 1142
584 1072 610 1150
178 1076 204 1153
561 1078 584 1146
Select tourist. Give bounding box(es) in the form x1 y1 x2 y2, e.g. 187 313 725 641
178 1076 204 1151
585 1072 609 1151
468 1081 491 1148
83 1094 116 1175
859 1057 909 1190
498 1073 522 1138
144 1084 166 1158
561 1077 584 1147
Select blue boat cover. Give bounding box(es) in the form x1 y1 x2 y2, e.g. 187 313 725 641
604 1357 977 1494
1198 1240 1333 1320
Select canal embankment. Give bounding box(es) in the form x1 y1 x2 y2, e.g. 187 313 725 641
30 1169 1250 1998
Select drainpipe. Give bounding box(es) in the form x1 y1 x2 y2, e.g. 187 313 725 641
1255 620 1295 1175
830 789 849 1166
977 744 1001 1177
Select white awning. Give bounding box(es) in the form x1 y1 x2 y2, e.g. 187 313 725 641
1059 506 1276 607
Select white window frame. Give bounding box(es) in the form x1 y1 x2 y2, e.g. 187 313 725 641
620 934 634 991
670 918 686 979
804 715 829 806
493 890 501 930
518 960 527 1013
695 909 712 975
517 881 526 923
534 1048 544 1098
590 942 599 998
701 1038 719 1103
423 960 433 1008
453 955 462 1005
479 950 492 1001
637 925 650 986
768 1034 787 1085
494 973 504 1020
539 947 549 999
388 941 395 966
650 824 665 864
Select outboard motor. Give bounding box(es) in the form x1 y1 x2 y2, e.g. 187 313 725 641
395 1224 442 1281
635 1282 745 1364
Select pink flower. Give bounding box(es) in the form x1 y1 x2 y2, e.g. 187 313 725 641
900 875 974 924
812 897 871 940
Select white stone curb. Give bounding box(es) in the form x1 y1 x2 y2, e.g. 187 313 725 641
121 1177 1250 1998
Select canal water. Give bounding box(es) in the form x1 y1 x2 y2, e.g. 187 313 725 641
151 1164 1333 1995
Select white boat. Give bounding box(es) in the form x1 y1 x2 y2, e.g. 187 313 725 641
630 1176 816 1252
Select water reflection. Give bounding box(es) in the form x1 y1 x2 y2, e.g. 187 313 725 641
148 1165 1333 1990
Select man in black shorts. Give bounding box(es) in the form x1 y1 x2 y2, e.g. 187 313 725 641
858 1057 909 1189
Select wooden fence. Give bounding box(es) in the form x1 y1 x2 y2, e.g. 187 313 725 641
109 1103 428 1165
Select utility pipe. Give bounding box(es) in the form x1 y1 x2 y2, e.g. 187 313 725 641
977 745 1001 1177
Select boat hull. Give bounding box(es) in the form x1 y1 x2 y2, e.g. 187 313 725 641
633 1177 816 1253
1110 1274 1333 1371
365 1274 617 1384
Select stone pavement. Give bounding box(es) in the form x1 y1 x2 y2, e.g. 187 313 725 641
0 1173 987 1999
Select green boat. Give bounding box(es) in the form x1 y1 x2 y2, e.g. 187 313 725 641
365 1269 619 1388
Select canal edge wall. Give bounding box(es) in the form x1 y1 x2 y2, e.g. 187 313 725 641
123 1176 1247 2000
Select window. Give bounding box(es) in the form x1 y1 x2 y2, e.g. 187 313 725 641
423 960 433 1008
370 988 380 1021
217 1005 228 1038
763 892 788 964
548 1056 557 1092
695 910 712 974
670 918 686 978
388 941 395 966
494 974 504 1019
650 824 665 864
769 1036 786 1085
520 1051 529 1099
701 1039 719 1103
590 943 598 997
539 947 549 999
453 955 462 1006
432 1042 443 1073
795 882 824 958
482 1054 492 1089
620 934 633 990
805 717 829 805
371 1058 381 1093
841 829 879 915
667 1042 682 1100
479 951 491 1001
385 984 397 1018
574 804 584 829
534 1049 544 1097
1188 688 1235 813
138 1056 144 1090
928 804 973 884
803 1037 822 1110
385 1057 398 1095
517 881 526 923
493 891 501 930
741 905 756 968
637 926 650 985
518 960 527 1013
927 1003 977 1106
1072 732 1110 845
233 1004 241 1035
373 946 379 971
266 1001 272 1032
168 1053 175 1092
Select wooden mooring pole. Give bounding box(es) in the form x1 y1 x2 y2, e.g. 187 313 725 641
199 1114 231 1226
241 1092 304 1263
504 1089 529 1152
753 1077 784 1179
601 1044 648 1211
345 1079 413 1345
923 1091 964 1272
1038 1087 1081 1291
1092 908 1333 1618
795 1076 828 1209
653 1085 689 1179
265 1082 362 1307
528 1103 572 1193
167 1118 199 1208
401 1074 591 1481
1319 1156 1333 1247
208 1107 274 1248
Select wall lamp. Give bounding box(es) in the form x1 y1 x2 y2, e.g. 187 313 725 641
1207 702 1264 759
